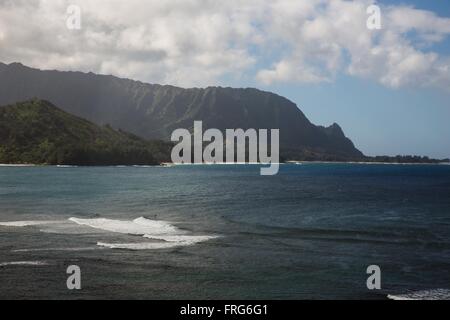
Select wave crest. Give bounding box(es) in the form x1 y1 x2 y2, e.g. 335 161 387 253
388 289 450 300
69 217 217 250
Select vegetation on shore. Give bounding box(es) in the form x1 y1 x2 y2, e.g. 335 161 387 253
281 147 448 164
0 99 172 165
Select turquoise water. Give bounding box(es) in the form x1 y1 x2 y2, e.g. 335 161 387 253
0 163 449 299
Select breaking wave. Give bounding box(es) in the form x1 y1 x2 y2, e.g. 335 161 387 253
388 289 450 300
70 217 218 250
0 220 59 227
0 261 49 267
12 247 101 253
68 217 180 236
1 217 218 250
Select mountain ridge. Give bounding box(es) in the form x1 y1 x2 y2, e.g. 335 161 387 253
0 62 363 160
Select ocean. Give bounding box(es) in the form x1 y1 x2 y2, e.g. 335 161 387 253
0 163 449 299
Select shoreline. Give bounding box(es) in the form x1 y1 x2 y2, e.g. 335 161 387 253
0 161 449 167
285 160 450 165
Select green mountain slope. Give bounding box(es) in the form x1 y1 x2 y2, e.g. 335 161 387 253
0 99 172 165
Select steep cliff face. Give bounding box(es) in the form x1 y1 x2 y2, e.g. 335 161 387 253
0 62 363 159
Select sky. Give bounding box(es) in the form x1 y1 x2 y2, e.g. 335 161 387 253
0 0 449 158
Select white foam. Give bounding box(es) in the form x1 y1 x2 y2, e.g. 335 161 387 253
143 234 218 245
388 289 450 300
0 261 49 267
97 241 185 250
69 217 180 236
69 217 217 250
13 247 101 253
0 220 59 227
1 217 217 251
97 236 217 250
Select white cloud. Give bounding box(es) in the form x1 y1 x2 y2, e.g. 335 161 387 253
0 0 450 89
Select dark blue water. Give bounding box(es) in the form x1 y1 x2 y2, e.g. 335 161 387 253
0 163 449 299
